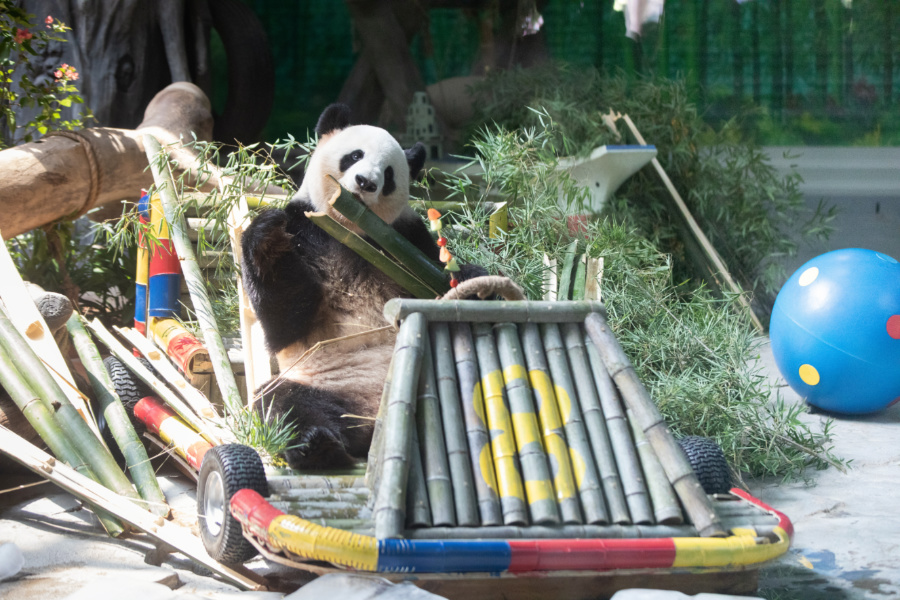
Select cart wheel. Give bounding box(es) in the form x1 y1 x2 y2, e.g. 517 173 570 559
102 356 154 434
198 444 268 565
678 436 732 495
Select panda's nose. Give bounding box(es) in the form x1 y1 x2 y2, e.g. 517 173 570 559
355 174 378 193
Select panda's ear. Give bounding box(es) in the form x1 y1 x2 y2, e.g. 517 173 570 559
405 142 427 181
316 104 352 137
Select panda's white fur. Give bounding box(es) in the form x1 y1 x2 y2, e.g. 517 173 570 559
295 124 413 230
241 104 458 470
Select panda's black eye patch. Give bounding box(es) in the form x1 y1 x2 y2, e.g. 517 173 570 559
382 166 396 197
339 150 364 173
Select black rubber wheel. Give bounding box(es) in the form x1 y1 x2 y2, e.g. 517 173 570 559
102 355 155 434
677 436 732 495
197 444 268 565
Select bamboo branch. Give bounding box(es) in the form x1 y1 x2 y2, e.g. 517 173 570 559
143 134 244 416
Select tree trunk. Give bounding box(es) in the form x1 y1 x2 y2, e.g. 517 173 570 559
0 83 214 239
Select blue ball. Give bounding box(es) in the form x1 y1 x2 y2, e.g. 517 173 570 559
770 248 900 414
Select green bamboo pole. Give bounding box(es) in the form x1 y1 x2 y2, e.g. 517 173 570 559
494 323 560 525
556 241 579 301
583 334 643 525
562 323 653 525
561 323 636 525
327 179 449 295
627 407 684 525
415 330 456 527
472 322 529 526
266 474 368 491
366 350 396 499
518 323 583 525
584 312 726 538
86 319 220 445
571 254 588 301
143 134 243 416
67 315 169 517
404 523 696 540
385 299 605 327
539 322 608 524
430 322 479 527
307 211 436 299
0 332 125 536
0 307 140 504
374 312 426 539
451 322 502 526
406 426 434 528
270 487 370 503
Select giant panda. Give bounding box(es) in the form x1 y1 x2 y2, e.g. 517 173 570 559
241 103 483 470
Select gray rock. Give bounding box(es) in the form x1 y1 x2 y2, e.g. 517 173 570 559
0 543 24 582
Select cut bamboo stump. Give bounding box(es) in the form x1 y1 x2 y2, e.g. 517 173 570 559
584 311 726 538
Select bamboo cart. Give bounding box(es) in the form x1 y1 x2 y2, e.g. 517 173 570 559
209 297 792 599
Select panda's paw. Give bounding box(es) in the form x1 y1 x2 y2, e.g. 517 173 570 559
242 209 293 278
283 425 357 471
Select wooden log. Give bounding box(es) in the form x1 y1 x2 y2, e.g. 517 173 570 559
0 83 213 237
494 323 560 525
472 322 528 526
584 312 726 538
562 323 634 525
374 312 426 539
144 134 243 416
415 329 456 527
0 425 263 591
539 322 608 524
451 322 502 526
384 299 605 327
430 322 479 527
518 323 583 525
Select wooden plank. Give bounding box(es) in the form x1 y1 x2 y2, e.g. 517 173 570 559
228 195 272 406
0 425 264 591
0 231 103 441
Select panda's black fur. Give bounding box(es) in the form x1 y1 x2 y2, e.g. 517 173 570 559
242 104 484 470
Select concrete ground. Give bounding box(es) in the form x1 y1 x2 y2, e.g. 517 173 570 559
1 147 898 599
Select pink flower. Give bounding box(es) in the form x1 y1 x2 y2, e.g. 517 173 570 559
54 63 80 82
45 15 54 27
14 28 33 44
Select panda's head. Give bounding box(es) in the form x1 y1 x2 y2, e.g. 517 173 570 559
297 104 427 229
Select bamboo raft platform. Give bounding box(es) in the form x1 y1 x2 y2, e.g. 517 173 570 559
228 299 792 597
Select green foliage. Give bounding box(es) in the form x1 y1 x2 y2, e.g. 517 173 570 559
467 67 836 315
228 401 302 462
431 121 845 481
0 3 91 147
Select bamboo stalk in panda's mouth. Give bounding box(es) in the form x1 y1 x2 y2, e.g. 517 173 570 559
326 177 450 296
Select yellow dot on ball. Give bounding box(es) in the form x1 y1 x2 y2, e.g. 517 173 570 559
799 364 820 386
798 267 819 287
